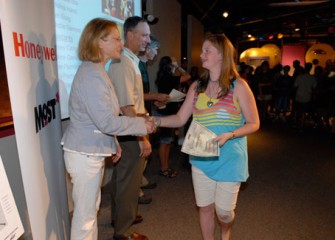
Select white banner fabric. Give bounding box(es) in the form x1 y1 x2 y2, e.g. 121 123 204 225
0 0 70 239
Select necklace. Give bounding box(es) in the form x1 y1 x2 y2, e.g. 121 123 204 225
207 99 214 107
207 82 217 107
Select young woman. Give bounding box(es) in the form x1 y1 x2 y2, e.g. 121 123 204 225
153 34 259 240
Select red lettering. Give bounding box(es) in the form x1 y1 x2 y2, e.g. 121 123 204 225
51 47 56 61
36 44 42 60
43 46 51 60
29 42 37 59
12 32 25 57
25 41 30 58
12 32 56 63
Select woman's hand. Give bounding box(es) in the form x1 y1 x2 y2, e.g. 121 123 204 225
171 61 179 68
153 101 166 108
155 93 170 103
144 116 155 134
213 132 234 147
138 137 152 158
111 145 122 163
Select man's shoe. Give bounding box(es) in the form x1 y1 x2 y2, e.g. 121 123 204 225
140 181 157 189
138 195 152 204
133 215 143 224
111 215 143 227
113 232 148 240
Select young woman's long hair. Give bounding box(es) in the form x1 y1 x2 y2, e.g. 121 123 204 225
197 34 240 98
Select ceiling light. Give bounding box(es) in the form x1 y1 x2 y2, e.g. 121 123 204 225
222 11 229 18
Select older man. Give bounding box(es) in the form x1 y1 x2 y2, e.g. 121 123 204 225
108 16 151 240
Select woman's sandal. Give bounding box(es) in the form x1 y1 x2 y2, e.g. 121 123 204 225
159 168 177 178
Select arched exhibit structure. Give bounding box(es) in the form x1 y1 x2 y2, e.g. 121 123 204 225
239 42 335 74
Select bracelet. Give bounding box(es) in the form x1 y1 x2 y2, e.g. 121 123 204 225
154 117 161 128
230 131 235 139
178 67 186 73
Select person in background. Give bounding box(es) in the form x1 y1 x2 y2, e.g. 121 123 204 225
254 60 273 122
61 18 154 240
290 59 305 123
180 65 200 94
139 36 169 117
108 16 151 240
137 36 169 204
270 63 283 116
155 56 191 178
153 34 259 240
190 66 200 82
325 59 335 77
310 58 319 75
238 63 253 85
292 60 305 81
273 65 293 122
294 62 317 132
180 58 188 71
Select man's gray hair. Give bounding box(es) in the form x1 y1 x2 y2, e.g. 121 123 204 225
147 35 160 49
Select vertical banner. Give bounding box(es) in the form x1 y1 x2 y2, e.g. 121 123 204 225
0 155 24 240
0 0 70 239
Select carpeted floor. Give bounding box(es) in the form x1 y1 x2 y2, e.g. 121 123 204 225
97 122 335 240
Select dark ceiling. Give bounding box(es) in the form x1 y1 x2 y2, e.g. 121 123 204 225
177 0 335 43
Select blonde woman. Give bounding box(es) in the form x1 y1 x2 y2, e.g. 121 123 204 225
61 18 154 240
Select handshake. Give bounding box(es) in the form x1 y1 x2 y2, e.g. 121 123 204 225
143 115 161 134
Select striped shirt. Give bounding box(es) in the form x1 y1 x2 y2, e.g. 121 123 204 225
190 80 249 182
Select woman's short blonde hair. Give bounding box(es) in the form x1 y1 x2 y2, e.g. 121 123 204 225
78 18 117 63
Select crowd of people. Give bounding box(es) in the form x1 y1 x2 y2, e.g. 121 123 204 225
60 14 335 240
239 58 335 134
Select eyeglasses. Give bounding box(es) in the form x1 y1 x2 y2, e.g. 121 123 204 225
111 37 122 42
101 37 122 42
